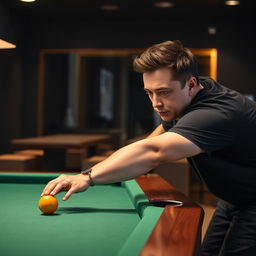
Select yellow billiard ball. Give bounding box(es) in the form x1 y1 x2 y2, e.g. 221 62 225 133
38 195 58 214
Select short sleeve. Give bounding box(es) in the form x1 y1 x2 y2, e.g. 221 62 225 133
169 109 238 153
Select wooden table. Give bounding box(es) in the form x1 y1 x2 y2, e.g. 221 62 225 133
11 134 111 171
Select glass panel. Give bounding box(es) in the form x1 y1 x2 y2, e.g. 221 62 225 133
79 56 122 129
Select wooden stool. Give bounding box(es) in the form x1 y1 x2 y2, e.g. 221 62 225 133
15 150 44 170
0 154 38 171
66 148 88 169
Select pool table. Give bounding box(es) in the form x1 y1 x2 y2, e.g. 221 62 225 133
0 172 204 256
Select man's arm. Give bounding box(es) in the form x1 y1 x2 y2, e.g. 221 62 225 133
42 132 203 200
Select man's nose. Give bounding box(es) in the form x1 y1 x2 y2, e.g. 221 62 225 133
152 95 163 108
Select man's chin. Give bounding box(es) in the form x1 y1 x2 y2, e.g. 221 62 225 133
160 116 173 122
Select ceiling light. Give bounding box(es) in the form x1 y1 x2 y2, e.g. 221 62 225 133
100 5 119 11
224 0 240 6
154 1 174 8
20 0 36 2
208 26 217 35
0 39 16 49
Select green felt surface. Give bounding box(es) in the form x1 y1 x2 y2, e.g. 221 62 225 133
117 206 163 256
0 173 163 256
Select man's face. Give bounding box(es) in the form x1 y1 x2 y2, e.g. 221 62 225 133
143 67 192 122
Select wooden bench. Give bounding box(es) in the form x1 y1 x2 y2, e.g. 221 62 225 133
0 154 38 171
14 150 44 170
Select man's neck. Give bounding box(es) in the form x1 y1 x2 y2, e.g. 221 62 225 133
194 83 204 97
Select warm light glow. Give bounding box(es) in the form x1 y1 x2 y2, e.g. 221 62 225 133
154 1 174 8
224 0 240 6
0 39 16 49
20 0 36 2
100 5 119 11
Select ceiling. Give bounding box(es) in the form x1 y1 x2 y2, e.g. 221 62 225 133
1 0 252 22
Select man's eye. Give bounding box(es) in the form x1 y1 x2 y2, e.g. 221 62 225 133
158 91 170 95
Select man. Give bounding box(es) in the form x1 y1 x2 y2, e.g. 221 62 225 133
42 40 256 255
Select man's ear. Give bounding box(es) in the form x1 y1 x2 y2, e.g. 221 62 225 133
189 77 197 88
188 77 198 96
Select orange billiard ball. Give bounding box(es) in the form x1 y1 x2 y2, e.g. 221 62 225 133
38 195 58 214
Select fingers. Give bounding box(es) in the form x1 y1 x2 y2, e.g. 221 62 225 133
62 187 77 201
49 180 70 196
41 180 58 196
41 174 90 201
41 175 70 196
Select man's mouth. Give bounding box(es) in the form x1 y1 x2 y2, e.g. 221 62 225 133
158 111 169 116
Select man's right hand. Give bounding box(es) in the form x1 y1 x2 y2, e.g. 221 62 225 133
41 173 90 201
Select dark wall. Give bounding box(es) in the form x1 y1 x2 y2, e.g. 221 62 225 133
0 2 18 44
31 17 255 95
213 17 255 94
0 3 255 153
0 3 24 153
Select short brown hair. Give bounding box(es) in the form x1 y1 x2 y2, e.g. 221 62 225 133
133 40 199 87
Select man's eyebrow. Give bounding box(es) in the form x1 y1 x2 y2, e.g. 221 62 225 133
144 87 172 91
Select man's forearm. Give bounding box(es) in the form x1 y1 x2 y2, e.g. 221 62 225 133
89 139 160 184
88 131 202 185
89 125 165 185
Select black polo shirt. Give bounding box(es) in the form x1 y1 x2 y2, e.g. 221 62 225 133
163 77 256 204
